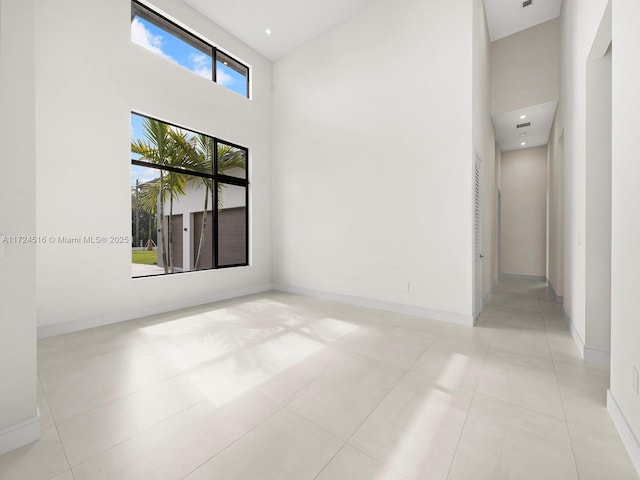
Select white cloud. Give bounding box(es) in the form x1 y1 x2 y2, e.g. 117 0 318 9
189 52 212 79
216 68 233 86
131 17 173 62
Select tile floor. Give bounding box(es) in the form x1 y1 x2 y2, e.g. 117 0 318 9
0 279 637 479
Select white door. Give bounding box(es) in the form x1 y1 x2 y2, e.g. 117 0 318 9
473 154 483 321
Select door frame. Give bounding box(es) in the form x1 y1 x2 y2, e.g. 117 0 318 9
473 152 484 322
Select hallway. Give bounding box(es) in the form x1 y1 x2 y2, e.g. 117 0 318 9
0 279 636 479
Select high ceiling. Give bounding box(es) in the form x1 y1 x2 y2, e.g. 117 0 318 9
185 0 562 61
484 0 562 41
493 101 558 152
184 0 374 60
487 1 562 151
184 0 562 152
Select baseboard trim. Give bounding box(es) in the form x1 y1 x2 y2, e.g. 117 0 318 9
584 345 611 365
0 411 40 455
563 310 611 365
547 280 564 304
564 308 586 358
272 283 474 327
37 283 273 339
483 284 493 309
608 390 640 476
499 273 547 282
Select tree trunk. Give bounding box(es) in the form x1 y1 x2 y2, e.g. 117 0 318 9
194 185 209 270
168 195 174 274
159 174 168 274
147 210 153 251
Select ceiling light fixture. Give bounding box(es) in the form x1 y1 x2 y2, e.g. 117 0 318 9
520 115 527 119
265 28 272 35
521 142 527 146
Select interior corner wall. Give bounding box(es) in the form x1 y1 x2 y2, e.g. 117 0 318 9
555 0 610 347
585 45 612 356
272 0 475 321
473 0 497 301
499 146 547 277
490 17 560 115
547 121 563 298
0 0 39 448
610 0 640 467
34 0 273 335
494 147 501 285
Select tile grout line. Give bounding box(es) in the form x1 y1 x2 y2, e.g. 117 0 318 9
303 342 434 480
177 403 287 480
309 325 442 479
444 312 497 479
545 305 583 480
42 383 76 480
320 367 416 480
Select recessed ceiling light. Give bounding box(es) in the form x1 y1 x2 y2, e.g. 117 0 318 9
520 115 527 119
265 28 272 35
521 142 527 146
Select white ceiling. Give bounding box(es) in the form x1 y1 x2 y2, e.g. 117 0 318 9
492 101 558 152
484 0 562 42
184 0 561 151
184 0 374 60
485 1 562 151
183 0 563 60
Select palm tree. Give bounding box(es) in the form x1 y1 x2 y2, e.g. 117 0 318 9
192 135 213 270
137 178 159 248
195 141 245 270
132 118 190 273
132 117 247 272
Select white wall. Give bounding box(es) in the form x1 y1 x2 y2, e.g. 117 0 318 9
610 0 640 469
585 44 612 356
547 124 563 299
491 18 560 115
473 0 498 302
272 0 476 323
551 0 610 350
492 148 502 281
34 0 273 335
500 146 547 277
0 0 40 451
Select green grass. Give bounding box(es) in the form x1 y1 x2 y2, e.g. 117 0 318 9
132 250 158 265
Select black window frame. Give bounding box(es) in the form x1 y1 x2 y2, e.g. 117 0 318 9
131 0 251 98
131 112 250 278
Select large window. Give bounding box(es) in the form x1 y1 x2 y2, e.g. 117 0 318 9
131 113 249 278
131 1 250 98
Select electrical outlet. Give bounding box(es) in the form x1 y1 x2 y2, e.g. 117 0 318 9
633 367 639 395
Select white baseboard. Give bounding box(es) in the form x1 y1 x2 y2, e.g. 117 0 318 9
272 283 474 327
584 345 611 365
563 310 611 365
0 411 40 456
37 283 273 339
483 284 493 309
547 280 564 304
608 390 640 476
499 273 547 282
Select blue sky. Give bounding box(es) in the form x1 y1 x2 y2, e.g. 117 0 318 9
130 16 248 97
130 16 248 186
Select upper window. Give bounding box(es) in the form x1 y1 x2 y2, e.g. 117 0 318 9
131 1 250 98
